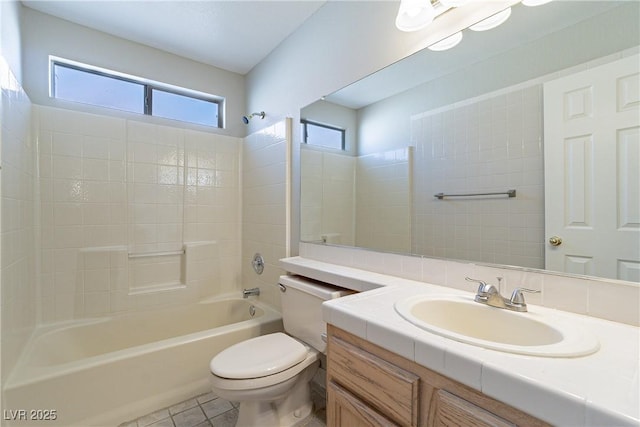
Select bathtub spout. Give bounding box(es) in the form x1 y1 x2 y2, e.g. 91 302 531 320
243 287 260 298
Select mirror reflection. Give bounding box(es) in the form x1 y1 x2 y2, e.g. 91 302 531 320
300 1 639 282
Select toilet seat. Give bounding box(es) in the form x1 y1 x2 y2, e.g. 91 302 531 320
209 349 319 393
210 333 307 379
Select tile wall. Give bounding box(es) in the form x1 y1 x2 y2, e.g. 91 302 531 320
300 146 411 253
300 242 640 327
35 105 242 321
300 148 355 245
356 147 412 253
242 119 290 310
1 55 37 379
411 84 544 269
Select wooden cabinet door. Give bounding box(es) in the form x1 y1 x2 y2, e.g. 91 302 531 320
327 380 399 427
428 390 516 427
328 335 419 426
327 326 549 427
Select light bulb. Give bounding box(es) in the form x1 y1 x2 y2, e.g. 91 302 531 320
396 0 436 32
406 6 422 17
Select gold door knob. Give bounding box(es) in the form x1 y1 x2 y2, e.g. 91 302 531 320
549 236 563 246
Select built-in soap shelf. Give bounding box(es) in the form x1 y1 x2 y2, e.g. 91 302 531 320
127 247 186 295
76 241 219 316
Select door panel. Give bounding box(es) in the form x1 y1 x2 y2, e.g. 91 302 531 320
544 55 640 281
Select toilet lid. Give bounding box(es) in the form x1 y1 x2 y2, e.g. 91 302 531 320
210 333 308 379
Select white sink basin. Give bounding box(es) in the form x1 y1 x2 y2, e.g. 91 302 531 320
395 295 599 357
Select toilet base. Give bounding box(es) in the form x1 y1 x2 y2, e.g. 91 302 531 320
235 379 314 427
233 360 319 427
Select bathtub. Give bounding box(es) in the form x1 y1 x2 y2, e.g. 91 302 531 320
3 296 283 426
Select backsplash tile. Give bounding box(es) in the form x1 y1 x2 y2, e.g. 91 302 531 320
542 274 589 315
587 281 639 326
299 242 639 326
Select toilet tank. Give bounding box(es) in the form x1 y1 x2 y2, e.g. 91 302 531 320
279 275 353 353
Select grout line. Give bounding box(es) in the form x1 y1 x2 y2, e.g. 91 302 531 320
125 388 327 427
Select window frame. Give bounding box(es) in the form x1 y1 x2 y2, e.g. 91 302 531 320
50 57 224 128
300 119 346 151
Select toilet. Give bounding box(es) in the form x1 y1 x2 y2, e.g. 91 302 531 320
209 275 352 427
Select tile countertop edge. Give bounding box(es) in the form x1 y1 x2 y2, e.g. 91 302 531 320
280 256 399 291
282 256 640 427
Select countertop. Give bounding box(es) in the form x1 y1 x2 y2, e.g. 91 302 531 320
281 256 640 427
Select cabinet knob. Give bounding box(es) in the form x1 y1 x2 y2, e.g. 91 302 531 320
549 236 563 246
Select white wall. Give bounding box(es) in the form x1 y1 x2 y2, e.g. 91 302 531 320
1 0 23 83
20 7 247 138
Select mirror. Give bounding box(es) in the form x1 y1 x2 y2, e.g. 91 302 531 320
300 1 640 282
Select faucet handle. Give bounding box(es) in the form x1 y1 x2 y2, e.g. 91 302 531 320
510 288 541 305
465 277 496 295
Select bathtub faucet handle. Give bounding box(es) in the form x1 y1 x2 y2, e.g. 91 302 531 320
252 253 265 275
243 287 260 299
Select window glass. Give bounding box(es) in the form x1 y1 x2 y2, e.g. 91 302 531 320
152 89 219 127
53 63 144 114
50 59 223 128
302 121 345 150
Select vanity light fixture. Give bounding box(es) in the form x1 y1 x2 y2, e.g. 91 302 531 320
395 0 436 32
428 31 463 51
468 7 512 31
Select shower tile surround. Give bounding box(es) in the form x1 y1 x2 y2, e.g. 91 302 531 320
356 148 412 253
2 89 290 422
1 56 38 381
301 147 412 253
35 105 242 321
241 120 290 310
300 149 356 245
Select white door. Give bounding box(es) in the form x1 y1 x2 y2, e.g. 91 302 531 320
544 55 640 282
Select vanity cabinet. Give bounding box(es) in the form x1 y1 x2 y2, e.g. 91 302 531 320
326 325 550 427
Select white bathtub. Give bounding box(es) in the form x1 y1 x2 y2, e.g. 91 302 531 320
3 296 283 426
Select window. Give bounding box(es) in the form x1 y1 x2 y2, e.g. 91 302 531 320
301 119 345 150
151 89 219 127
51 58 223 128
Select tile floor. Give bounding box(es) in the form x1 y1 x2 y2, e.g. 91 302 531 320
119 387 326 427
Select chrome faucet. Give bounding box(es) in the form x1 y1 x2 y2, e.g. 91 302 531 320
242 287 260 298
465 277 539 312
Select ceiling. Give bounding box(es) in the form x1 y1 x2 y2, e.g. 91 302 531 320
22 0 326 75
